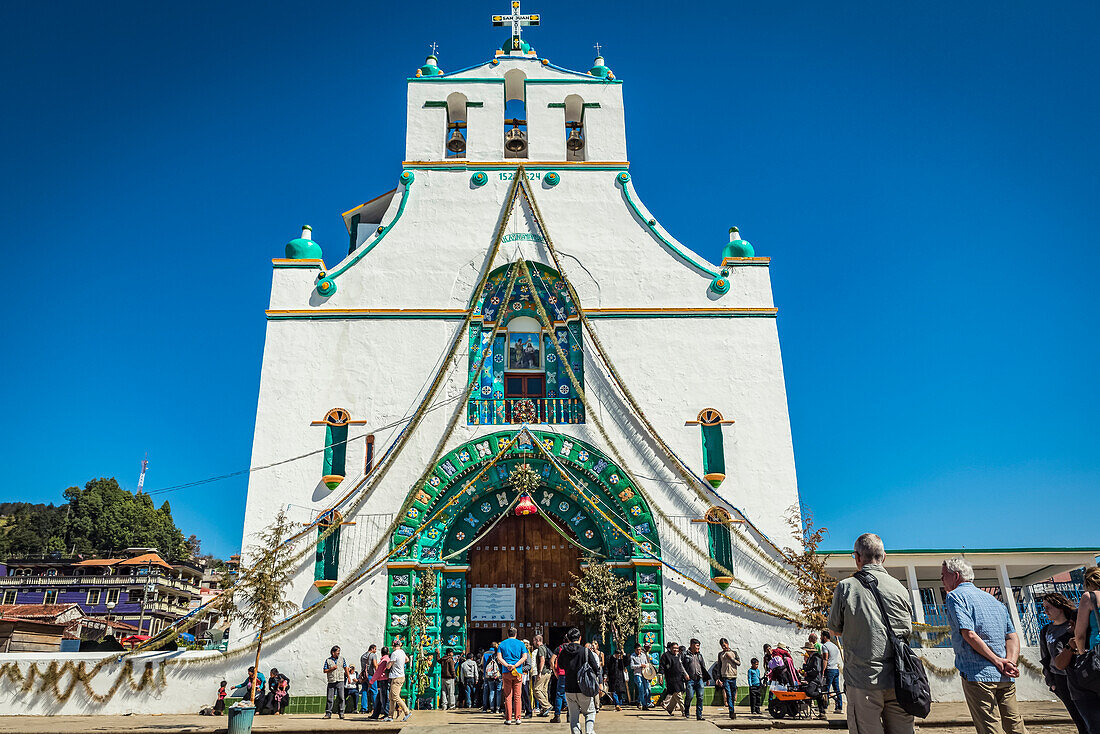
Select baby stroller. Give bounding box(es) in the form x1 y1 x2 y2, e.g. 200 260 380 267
768 688 814 719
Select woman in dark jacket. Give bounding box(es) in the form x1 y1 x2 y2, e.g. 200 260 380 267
606 649 630 711
1041 593 1089 734
799 644 828 720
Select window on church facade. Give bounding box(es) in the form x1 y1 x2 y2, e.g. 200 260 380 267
705 506 735 589
322 408 350 489
314 510 341 594
468 262 584 425
687 407 733 489
564 94 586 162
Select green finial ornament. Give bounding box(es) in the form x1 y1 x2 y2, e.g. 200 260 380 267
285 225 323 259
722 226 755 258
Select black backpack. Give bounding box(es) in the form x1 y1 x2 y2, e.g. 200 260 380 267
577 647 600 698
854 571 932 718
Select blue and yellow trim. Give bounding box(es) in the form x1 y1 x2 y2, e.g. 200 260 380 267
272 258 327 269
403 160 628 171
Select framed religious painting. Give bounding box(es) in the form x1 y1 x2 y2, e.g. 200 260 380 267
507 332 542 370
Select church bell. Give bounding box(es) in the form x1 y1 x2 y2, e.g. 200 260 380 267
566 126 584 151
447 127 466 153
505 124 528 154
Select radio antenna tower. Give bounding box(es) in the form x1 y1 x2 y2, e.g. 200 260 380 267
137 453 148 493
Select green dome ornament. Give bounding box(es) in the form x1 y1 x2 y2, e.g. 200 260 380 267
501 36 533 54
588 55 612 78
285 225 323 259
722 227 755 258
417 54 444 77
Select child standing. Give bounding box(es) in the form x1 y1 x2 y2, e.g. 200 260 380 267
213 680 227 715
747 659 763 714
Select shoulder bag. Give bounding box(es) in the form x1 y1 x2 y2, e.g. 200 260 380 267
578 648 601 698
1071 591 1100 694
855 570 932 718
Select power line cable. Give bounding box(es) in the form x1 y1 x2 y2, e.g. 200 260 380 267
141 394 463 497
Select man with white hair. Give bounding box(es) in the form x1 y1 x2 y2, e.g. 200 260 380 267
828 533 914 734
941 558 1028 734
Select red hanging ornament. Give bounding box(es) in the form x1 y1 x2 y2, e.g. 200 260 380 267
515 492 539 516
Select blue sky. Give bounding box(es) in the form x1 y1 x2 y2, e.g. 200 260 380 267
1 1 1097 559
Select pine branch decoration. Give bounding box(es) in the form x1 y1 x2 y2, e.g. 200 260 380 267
568 559 640 649
782 504 837 630
508 464 541 495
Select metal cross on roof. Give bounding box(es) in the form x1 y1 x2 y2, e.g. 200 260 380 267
492 0 540 48
593 42 601 56
429 41 439 55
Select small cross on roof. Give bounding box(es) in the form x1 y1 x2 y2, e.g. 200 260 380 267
429 42 439 55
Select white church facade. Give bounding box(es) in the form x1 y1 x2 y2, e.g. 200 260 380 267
235 9 807 703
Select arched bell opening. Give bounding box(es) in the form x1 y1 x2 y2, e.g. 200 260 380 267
564 94 586 162
503 69 528 158
445 92 468 158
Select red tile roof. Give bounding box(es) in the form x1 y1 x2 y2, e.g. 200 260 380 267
0 603 81 621
117 553 172 570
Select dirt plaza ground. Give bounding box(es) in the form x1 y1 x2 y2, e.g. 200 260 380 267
0 701 1076 733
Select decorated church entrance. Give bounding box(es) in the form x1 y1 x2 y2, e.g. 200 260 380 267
466 512 582 651
384 428 666 702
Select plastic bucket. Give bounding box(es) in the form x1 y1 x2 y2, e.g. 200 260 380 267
227 702 256 734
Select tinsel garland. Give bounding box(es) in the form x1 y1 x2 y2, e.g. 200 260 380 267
0 660 167 703
912 629 953 647
918 656 959 678
918 654 1043 679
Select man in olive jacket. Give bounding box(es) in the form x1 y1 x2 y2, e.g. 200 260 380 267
828 533 914 734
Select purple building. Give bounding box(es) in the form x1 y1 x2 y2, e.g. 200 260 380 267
0 548 203 636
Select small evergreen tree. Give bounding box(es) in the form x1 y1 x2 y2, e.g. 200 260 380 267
408 568 438 708
783 504 837 630
227 509 299 703
569 559 640 649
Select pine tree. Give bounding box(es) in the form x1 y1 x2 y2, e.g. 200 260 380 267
227 509 299 703
568 559 640 649
783 505 837 630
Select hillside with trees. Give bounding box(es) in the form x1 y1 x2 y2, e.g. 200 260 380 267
0 478 191 561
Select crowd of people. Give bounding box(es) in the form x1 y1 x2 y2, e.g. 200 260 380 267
830 533 1100 734
215 531 1100 734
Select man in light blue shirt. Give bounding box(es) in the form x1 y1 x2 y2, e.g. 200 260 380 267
942 558 1028 734
496 627 529 724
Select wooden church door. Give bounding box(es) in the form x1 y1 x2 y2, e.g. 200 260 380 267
467 513 580 647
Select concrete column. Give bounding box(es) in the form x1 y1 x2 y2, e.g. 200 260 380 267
998 563 1026 641
906 565 926 625
1021 584 1040 646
